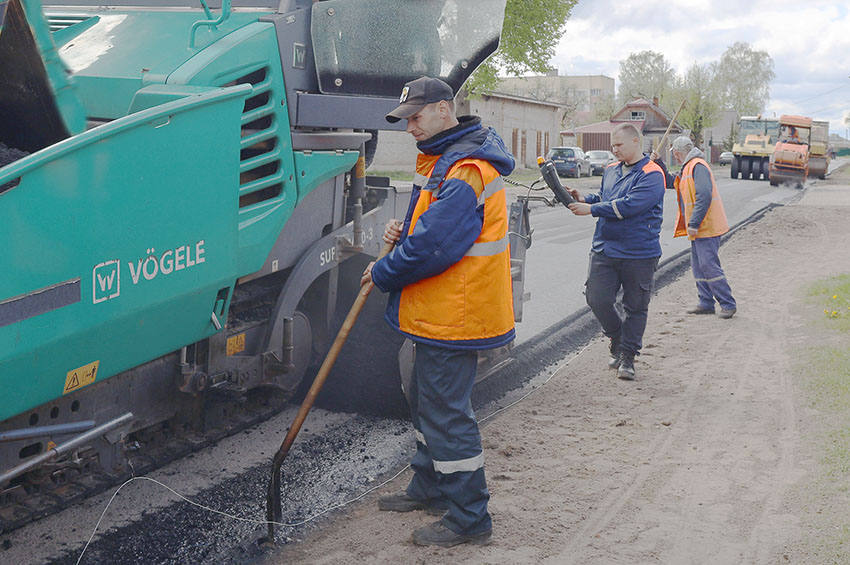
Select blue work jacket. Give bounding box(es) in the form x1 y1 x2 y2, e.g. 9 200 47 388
371 116 516 350
584 155 665 259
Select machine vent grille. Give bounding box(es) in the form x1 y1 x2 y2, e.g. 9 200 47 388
46 14 93 33
221 67 283 209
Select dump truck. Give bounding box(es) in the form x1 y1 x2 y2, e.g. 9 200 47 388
808 119 830 180
730 115 779 181
769 115 812 187
0 0 529 532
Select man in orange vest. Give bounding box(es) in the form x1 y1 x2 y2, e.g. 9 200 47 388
670 136 737 318
361 76 515 547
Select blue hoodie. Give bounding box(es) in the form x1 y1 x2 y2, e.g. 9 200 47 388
584 155 666 259
371 116 516 349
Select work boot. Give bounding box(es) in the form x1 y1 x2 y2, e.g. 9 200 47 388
378 491 446 516
686 305 715 315
718 308 737 319
618 352 636 381
412 521 492 547
607 336 621 369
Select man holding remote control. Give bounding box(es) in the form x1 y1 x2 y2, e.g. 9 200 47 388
566 122 666 380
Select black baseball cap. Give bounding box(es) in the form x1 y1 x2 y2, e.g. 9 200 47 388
385 76 455 123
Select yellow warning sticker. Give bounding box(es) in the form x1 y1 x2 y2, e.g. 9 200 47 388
227 333 246 356
64 360 99 394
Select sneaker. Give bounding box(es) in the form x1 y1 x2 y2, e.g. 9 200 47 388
378 491 446 516
686 305 715 315
607 336 621 369
718 308 737 319
617 353 635 381
412 521 492 547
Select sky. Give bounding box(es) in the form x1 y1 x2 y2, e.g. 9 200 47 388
550 0 850 136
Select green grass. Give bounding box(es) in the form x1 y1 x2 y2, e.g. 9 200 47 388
367 170 414 181
808 274 850 297
795 274 850 562
832 524 850 564
807 274 850 332
507 167 546 182
796 343 850 561
804 346 850 414
824 426 850 477
800 275 850 476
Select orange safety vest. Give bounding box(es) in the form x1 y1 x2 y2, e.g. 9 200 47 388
673 157 729 240
397 153 514 344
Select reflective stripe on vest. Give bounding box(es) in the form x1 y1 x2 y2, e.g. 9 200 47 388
465 234 509 257
397 154 514 342
477 175 504 206
413 172 429 187
674 157 729 240
609 160 661 220
432 452 485 474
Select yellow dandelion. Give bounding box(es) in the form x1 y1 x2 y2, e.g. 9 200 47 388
833 294 838 299
825 309 830 314
832 311 838 316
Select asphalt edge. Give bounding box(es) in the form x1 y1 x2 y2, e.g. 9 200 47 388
472 201 781 409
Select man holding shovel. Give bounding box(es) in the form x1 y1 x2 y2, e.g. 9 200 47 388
360 76 515 547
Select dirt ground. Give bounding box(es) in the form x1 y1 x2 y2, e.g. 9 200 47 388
270 171 850 564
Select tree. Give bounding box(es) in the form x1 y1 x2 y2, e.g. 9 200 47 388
722 122 738 152
498 76 587 126
593 91 618 122
668 63 721 146
617 51 677 107
466 0 577 93
712 42 775 114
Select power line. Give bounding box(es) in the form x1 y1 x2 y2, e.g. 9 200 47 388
804 98 850 116
792 83 850 106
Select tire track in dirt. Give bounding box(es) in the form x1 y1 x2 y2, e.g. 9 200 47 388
665 318 764 563
739 306 798 564
739 213 831 563
558 210 819 563
268 203 850 565
556 327 736 564
661 219 806 564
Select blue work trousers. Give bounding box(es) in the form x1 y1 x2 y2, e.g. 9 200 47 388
691 236 736 310
585 251 659 356
405 342 491 535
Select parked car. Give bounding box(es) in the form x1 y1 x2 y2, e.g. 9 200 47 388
546 146 591 178
719 151 733 166
587 150 617 175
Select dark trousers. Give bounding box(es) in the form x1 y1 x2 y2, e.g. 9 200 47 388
691 236 736 310
585 251 659 356
405 342 491 535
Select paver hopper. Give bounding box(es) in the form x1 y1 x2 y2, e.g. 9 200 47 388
0 0 531 532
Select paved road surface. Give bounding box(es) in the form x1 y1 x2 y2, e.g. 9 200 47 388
513 160 846 343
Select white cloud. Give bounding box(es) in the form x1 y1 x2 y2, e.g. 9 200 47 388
551 0 850 133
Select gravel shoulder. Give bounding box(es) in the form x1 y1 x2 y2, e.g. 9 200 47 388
269 170 850 564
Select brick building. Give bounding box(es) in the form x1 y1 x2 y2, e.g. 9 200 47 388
561 98 682 160
498 72 615 128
